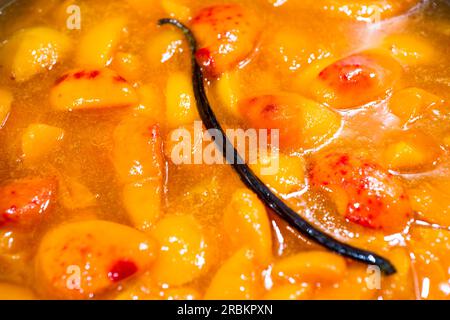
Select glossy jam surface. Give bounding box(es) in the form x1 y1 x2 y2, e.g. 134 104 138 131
0 0 449 300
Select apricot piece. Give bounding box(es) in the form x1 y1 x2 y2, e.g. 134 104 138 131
388 87 443 125
114 273 160 300
297 51 402 109
76 17 127 68
50 68 139 111
409 227 450 300
127 0 160 13
0 177 57 230
161 0 192 22
112 116 164 184
151 215 210 286
408 179 450 226
134 84 165 121
111 52 142 81
250 152 306 196
314 266 377 300
165 72 198 128
272 251 347 284
35 220 157 299
0 27 71 82
265 29 331 74
146 28 186 66
123 179 161 232
0 283 36 300
59 177 96 210
382 34 435 66
214 71 242 117
263 284 313 300
204 248 264 300
223 189 272 264
21 124 65 162
381 248 414 299
239 93 342 151
191 4 261 76
383 141 429 171
310 152 413 232
0 88 12 129
382 131 439 172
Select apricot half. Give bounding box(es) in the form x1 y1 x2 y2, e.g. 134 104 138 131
296 51 402 109
191 4 261 77
239 93 341 151
35 220 157 299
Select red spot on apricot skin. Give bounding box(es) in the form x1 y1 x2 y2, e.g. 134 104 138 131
108 260 138 282
195 48 216 74
148 124 160 140
73 71 85 79
318 56 377 93
261 104 278 115
55 74 69 85
79 246 90 257
113 75 127 83
56 70 102 85
89 70 100 79
311 52 403 109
